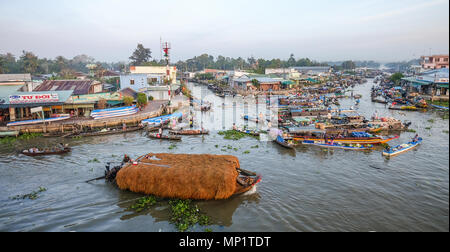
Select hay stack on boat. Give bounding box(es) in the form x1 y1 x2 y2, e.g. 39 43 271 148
116 153 247 200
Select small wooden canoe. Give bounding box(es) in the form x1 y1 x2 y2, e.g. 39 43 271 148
169 129 209 135
22 147 71 157
148 133 182 141
293 135 399 144
382 138 422 157
66 126 144 138
274 136 295 149
302 140 374 151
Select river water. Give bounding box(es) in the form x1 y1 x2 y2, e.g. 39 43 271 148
0 79 448 232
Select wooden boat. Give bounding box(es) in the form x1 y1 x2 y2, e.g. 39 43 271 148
368 127 383 133
102 153 262 199
382 138 422 157
22 147 71 157
302 140 374 151
65 126 144 138
388 105 418 111
431 104 449 110
169 129 209 135
148 133 182 141
371 98 388 104
293 135 399 144
235 168 262 195
274 136 295 149
7 116 70 127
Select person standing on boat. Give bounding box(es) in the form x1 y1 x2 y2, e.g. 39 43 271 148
158 126 163 138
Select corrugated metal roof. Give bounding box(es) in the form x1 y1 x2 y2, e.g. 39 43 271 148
34 80 99 95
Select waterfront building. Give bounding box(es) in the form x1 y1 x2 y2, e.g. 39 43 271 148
120 73 154 92
231 75 281 91
0 90 74 122
402 68 449 98
130 66 177 84
421 55 449 70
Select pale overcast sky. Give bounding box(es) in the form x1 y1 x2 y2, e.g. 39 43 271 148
0 0 448 63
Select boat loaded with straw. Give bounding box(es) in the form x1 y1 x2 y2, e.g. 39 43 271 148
100 153 261 200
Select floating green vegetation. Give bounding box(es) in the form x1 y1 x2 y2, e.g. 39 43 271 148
425 127 432 130
233 148 238 151
430 100 449 108
214 145 219 148
441 112 449 120
204 228 213 232
0 137 16 145
218 130 257 141
168 144 177 150
251 145 259 149
405 129 416 133
17 133 43 140
443 130 449 134
10 187 47 200
243 150 250 154
128 196 158 213
169 199 211 232
0 133 43 144
88 158 100 163
427 119 435 123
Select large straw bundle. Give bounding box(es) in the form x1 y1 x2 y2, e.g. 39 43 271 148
116 153 240 200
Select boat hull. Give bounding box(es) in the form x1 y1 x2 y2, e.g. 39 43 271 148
382 139 422 157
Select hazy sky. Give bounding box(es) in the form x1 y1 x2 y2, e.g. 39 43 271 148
0 0 448 63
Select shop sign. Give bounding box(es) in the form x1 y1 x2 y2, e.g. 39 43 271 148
9 93 59 104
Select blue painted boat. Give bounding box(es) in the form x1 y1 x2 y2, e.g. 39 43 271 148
7 116 71 127
274 135 295 149
431 104 449 110
142 112 183 126
382 138 422 157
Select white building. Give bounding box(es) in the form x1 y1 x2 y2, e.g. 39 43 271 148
130 66 177 84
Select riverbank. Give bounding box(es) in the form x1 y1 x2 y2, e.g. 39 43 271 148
0 97 189 134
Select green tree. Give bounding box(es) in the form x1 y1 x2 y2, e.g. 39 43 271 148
123 96 134 106
251 79 260 90
287 53 296 67
20 50 39 74
390 72 404 85
129 44 152 66
137 93 148 106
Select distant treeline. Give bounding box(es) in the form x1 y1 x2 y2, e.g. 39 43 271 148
0 51 126 77
0 47 422 77
174 53 329 73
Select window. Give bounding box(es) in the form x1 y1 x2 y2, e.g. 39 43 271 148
130 79 135 85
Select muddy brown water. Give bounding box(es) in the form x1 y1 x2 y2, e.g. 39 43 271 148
0 79 448 231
